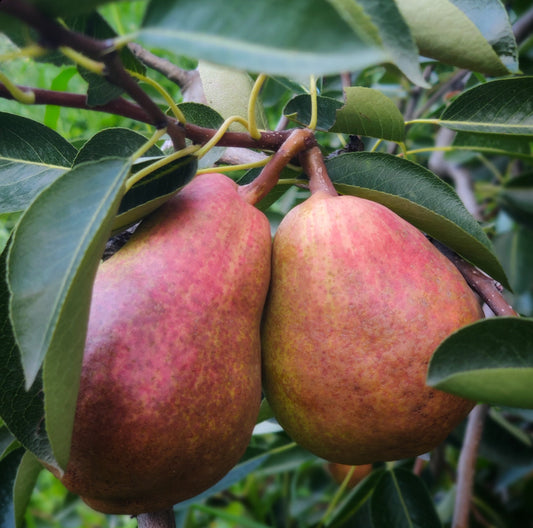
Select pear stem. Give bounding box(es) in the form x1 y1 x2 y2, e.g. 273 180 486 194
137 509 176 528
300 146 338 197
431 240 518 317
238 128 316 205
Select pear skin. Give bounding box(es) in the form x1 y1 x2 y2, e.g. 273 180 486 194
54 173 271 514
262 191 483 465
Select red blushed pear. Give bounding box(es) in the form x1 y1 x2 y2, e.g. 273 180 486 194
46 173 272 515
261 148 483 465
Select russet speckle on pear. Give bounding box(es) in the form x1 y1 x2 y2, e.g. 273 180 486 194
261 191 483 465
52 173 271 515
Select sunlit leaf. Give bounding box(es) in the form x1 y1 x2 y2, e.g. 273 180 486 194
427 317 533 409
395 0 511 76
330 87 405 141
8 159 131 468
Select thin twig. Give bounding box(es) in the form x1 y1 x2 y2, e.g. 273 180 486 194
431 240 518 317
451 404 490 528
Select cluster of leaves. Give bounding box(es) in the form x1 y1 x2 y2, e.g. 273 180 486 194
1 0 533 527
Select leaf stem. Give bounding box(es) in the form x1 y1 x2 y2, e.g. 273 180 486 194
195 115 251 158
130 128 168 163
308 75 318 130
125 145 200 191
195 155 272 175
248 73 267 139
0 72 35 104
59 46 104 74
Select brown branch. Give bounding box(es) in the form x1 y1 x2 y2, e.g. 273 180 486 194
0 0 179 144
452 404 489 528
0 83 294 151
431 240 518 317
137 509 176 528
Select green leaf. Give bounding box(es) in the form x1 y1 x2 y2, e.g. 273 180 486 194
0 448 24 528
283 95 343 131
395 0 510 76
197 61 268 132
138 0 389 77
0 113 76 214
447 0 519 73
73 128 162 165
325 152 509 289
326 469 384 528
440 78 533 136
0 429 17 461
112 155 198 234
73 127 197 233
498 173 533 229
25 0 129 18
452 132 533 160
7 158 131 468
13 451 41 528
330 87 406 141
493 227 533 294
354 0 429 87
0 241 55 468
427 317 533 409
178 102 225 129
370 468 442 528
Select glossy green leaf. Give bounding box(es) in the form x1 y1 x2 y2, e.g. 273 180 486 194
138 0 389 77
370 468 442 528
284 95 343 131
73 128 197 234
453 132 533 160
178 102 225 129
395 0 510 76
427 317 533 408
330 87 406 141
498 173 533 228
494 227 533 294
24 0 129 18
325 152 509 289
0 241 55 468
0 448 24 528
354 0 429 87
73 128 162 165
326 469 384 528
440 78 533 136
112 155 198 234
12 451 41 528
8 158 131 468
448 0 519 72
0 113 76 214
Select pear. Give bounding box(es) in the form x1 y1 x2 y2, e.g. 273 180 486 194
327 463 373 488
261 190 483 465
53 173 271 514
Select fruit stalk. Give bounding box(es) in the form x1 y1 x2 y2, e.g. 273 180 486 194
238 128 316 205
137 509 176 528
299 146 337 196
